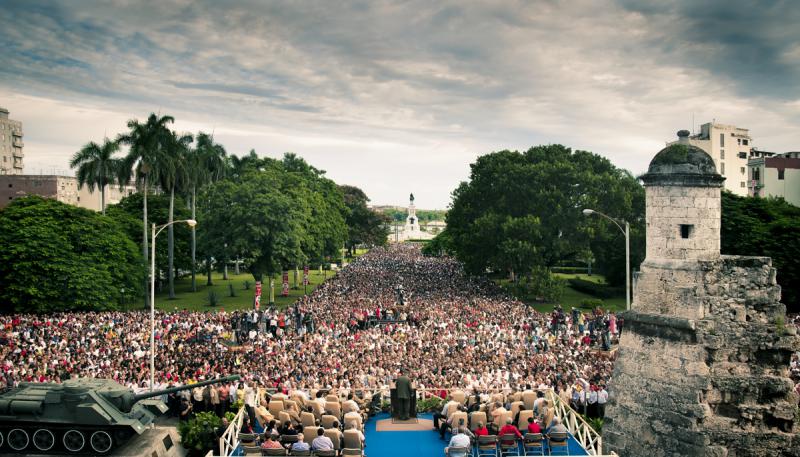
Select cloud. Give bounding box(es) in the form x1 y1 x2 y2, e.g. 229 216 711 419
0 0 798 208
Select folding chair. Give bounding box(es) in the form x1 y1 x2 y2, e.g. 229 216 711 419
288 450 311 456
547 432 569 456
242 445 262 455
516 411 534 431
341 449 363 456
301 411 316 428
522 433 544 456
315 450 337 457
445 445 471 457
470 412 487 431
280 435 299 449
262 448 287 456
326 401 343 419
498 433 520 456
450 390 466 405
477 435 498 457
240 433 258 445
326 394 339 403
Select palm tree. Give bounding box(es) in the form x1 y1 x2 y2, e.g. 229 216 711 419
186 132 226 291
159 130 193 299
117 113 175 308
69 138 122 215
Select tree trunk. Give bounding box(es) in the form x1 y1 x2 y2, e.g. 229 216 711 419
234 259 240 275
142 177 149 309
206 255 213 286
167 186 175 299
191 186 197 292
101 184 106 216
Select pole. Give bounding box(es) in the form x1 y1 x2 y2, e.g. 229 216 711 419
150 222 156 392
625 221 631 311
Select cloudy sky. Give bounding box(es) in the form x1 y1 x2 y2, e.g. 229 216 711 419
1 0 798 208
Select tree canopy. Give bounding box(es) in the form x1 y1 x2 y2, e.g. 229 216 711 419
721 192 800 312
341 184 390 254
443 144 645 284
0 196 144 312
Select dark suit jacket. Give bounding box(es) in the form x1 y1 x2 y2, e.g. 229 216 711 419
395 375 412 399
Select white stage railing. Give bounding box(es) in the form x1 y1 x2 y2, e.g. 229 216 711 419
545 389 616 456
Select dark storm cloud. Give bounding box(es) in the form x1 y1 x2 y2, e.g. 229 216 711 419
617 0 800 98
0 0 797 207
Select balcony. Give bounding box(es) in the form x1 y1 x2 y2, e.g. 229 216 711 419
12 138 23 148
12 149 23 158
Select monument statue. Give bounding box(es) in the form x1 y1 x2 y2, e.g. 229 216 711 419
410 193 414 202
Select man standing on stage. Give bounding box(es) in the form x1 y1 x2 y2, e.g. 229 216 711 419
395 369 413 420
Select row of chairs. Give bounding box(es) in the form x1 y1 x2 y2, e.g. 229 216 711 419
241 447 364 456
466 432 569 457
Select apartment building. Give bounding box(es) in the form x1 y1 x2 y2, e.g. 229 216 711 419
0 174 136 211
0 107 23 175
747 152 800 206
670 122 752 196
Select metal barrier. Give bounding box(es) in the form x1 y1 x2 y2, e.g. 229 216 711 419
545 389 617 456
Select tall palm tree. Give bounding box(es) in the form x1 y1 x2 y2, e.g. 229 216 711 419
117 113 175 308
163 131 193 299
186 132 226 291
69 138 122 215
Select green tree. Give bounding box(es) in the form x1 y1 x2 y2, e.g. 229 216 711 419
159 130 193 299
117 113 175 306
721 192 800 312
106 193 192 295
186 132 226 291
340 184 389 255
69 138 123 215
0 196 144 312
446 145 644 283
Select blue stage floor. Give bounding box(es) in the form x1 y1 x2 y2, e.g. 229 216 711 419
364 412 589 456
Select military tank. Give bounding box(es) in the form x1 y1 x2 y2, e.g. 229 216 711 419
0 374 239 455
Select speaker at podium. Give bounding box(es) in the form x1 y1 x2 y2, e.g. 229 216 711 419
390 388 417 421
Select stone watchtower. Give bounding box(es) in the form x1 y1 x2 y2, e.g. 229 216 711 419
603 131 800 457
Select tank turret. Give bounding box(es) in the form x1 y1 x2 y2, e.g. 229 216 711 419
0 374 239 454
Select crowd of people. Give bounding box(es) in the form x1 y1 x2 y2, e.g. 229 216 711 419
0 245 621 412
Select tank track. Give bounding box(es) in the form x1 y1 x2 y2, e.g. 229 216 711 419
0 423 134 455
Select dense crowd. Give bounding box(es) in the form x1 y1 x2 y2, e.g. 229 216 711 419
0 245 620 405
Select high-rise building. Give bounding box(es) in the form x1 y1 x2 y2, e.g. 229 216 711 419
0 107 24 175
0 175 137 210
668 122 752 196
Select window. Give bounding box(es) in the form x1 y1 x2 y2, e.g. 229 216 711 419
741 181 745 188
739 152 747 159
737 139 741 145
720 133 725 147
754 168 760 181
680 224 693 239
778 169 785 180
7 183 11 188
740 167 745 174
720 149 725 159
743 139 749 146
721 162 725 174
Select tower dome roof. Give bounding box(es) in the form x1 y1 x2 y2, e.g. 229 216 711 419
640 130 725 187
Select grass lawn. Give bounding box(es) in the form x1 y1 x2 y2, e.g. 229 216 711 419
498 273 626 314
131 267 338 312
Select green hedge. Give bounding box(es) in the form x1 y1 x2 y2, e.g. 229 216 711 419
568 278 623 299
551 266 589 274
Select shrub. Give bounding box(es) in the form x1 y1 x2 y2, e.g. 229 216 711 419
224 411 236 423
528 267 566 303
229 398 243 412
579 298 604 309
416 396 445 413
207 291 220 307
244 280 251 290
568 278 623 299
177 411 222 456
551 266 588 274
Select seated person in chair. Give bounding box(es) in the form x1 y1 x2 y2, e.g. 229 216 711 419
291 433 311 452
526 417 541 434
261 434 284 450
444 427 471 457
311 427 335 452
547 417 568 437
498 418 523 440
472 421 489 437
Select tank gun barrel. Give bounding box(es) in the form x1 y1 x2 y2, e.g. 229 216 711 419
132 375 240 403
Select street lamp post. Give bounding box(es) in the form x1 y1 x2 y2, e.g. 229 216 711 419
150 219 197 392
583 209 630 310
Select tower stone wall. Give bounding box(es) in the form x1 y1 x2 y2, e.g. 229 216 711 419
603 132 800 457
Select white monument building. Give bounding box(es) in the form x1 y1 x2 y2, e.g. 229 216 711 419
390 193 436 242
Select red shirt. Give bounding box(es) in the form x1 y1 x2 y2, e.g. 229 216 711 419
527 422 541 434
473 427 489 436
499 424 522 439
